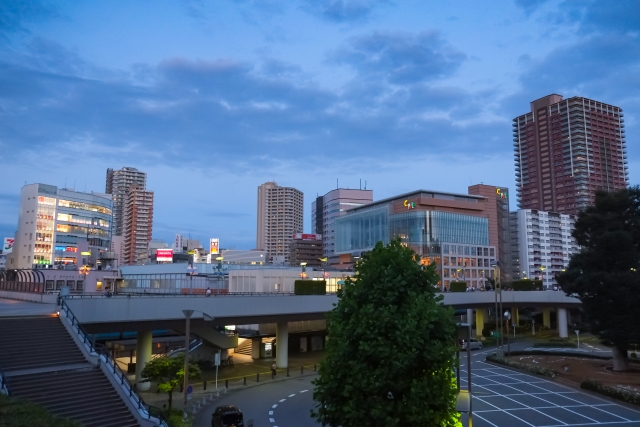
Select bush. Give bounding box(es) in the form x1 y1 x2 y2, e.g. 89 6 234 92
581 379 640 406
449 281 467 292
294 280 326 295
533 341 577 348
482 328 492 338
0 393 82 427
486 353 557 377
509 279 543 291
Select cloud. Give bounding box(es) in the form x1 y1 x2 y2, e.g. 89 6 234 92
0 0 59 41
331 31 466 85
299 0 388 23
514 0 553 16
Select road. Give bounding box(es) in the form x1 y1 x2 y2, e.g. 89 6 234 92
195 340 640 427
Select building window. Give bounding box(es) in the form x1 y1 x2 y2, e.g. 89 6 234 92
67 280 75 290
56 280 64 290
45 280 54 290
77 280 84 291
96 281 103 291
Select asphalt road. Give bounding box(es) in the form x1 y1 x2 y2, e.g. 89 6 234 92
194 375 320 427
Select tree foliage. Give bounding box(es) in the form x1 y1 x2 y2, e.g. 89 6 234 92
312 240 461 427
557 187 640 371
0 393 81 427
140 354 201 410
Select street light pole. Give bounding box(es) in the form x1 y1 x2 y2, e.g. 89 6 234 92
182 309 193 418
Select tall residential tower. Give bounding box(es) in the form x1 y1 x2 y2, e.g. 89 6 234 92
256 182 303 264
122 185 154 265
513 94 628 215
106 167 147 236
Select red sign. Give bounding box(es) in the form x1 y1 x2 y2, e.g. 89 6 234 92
156 249 173 262
293 233 321 241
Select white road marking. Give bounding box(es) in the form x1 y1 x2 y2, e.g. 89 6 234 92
300 389 308 393
279 398 286 402
272 404 278 408
269 417 275 422
269 410 273 415
288 393 296 397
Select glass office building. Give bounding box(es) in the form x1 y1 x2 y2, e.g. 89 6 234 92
335 189 496 289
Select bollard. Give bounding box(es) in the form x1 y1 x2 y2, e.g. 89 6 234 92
201 397 206 406
192 406 197 415
224 387 228 395
314 364 317 372
225 379 228 389
203 380 207 390
216 391 220 398
180 383 183 392
287 366 290 377
243 376 246 386
209 393 213 401
257 373 260 382
301 366 304 374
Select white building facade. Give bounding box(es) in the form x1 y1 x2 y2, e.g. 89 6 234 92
510 209 579 288
7 184 113 270
312 188 373 258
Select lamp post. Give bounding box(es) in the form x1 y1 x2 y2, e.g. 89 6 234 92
187 265 197 294
182 309 193 419
300 262 307 279
79 264 90 293
504 310 511 356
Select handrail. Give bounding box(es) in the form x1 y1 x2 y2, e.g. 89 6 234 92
58 298 169 427
0 366 7 395
63 291 339 298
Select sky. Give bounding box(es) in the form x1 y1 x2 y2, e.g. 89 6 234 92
1 0 639 250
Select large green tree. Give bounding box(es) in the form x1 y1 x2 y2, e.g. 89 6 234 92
312 240 461 427
140 354 201 410
557 187 640 371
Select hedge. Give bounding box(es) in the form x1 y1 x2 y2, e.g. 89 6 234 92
486 353 558 377
533 341 577 348
509 279 543 291
581 379 640 406
294 280 326 295
449 281 467 292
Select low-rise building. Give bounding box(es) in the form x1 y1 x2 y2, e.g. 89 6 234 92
289 234 323 267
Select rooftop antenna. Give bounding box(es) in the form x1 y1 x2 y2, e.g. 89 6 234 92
365 180 367 190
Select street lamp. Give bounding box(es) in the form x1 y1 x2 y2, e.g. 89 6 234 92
300 262 307 279
79 264 90 293
181 309 215 418
187 265 197 294
504 310 511 356
456 322 473 427
490 261 503 351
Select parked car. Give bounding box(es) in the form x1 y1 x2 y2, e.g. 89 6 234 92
459 338 483 351
212 405 244 427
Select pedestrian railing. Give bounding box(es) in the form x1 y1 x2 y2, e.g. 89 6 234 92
58 298 170 427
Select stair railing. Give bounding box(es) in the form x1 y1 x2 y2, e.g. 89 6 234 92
59 298 169 427
0 366 7 395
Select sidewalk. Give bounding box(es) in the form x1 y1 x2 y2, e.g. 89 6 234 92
132 351 326 412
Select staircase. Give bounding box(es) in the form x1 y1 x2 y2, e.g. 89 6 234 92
234 339 252 356
0 316 141 427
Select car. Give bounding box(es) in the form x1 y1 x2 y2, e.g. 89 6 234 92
459 338 483 351
212 405 244 427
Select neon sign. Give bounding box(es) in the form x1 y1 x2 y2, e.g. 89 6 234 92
403 200 416 209
496 188 508 199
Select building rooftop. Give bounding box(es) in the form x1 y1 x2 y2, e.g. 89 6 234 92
346 189 486 213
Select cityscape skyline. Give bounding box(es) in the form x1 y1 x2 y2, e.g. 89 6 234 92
1 0 639 249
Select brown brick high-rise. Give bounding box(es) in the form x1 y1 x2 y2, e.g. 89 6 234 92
514 94 628 214
123 185 154 265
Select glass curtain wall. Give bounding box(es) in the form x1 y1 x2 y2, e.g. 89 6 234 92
335 206 389 253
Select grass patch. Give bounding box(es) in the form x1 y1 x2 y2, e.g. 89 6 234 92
486 353 558 378
581 379 640 406
0 393 82 427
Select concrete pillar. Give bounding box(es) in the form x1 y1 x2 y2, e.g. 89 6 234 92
557 308 568 338
475 309 484 337
276 322 288 368
135 331 152 391
514 308 520 326
466 309 473 335
542 308 551 328
251 338 261 360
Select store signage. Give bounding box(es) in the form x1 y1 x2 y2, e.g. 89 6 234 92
496 188 508 199
210 238 219 254
293 233 321 240
157 249 174 262
403 200 417 209
3 237 14 254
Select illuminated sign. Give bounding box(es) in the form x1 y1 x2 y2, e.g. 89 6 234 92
3 237 14 254
210 238 219 255
80 251 91 256
496 188 508 199
403 200 417 209
157 249 174 262
292 233 321 240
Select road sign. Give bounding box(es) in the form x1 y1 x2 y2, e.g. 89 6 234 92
186 385 193 395
215 353 220 366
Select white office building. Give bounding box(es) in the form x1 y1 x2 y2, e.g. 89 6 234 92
510 209 579 288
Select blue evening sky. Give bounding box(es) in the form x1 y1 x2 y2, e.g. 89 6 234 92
1 0 639 249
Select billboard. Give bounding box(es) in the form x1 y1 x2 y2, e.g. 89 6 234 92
156 249 174 262
292 233 322 241
210 238 219 255
174 234 183 252
3 237 14 254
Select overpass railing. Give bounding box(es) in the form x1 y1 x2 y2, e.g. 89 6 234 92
58 298 169 427
63 291 338 298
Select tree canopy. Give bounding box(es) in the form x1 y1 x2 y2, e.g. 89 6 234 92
557 187 640 371
140 354 201 410
0 393 81 427
312 240 461 427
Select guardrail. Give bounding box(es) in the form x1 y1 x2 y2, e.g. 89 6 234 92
58 298 169 427
64 291 339 298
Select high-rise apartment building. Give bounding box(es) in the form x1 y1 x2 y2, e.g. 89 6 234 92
7 184 113 269
510 209 579 289
256 182 303 263
289 233 323 267
312 188 373 258
106 167 147 236
122 185 154 265
514 94 628 215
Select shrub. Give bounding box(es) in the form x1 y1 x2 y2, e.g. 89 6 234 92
509 279 543 291
449 281 467 292
486 353 557 377
294 280 326 295
482 328 492 338
533 341 577 348
581 379 640 406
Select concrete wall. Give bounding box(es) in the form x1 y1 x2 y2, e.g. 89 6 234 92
0 290 57 303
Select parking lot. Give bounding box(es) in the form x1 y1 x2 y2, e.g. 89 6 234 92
460 362 640 427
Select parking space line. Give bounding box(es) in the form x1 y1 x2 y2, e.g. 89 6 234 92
473 412 500 427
